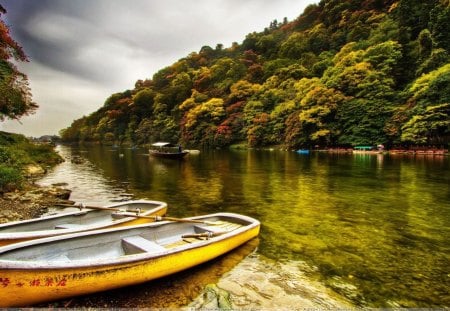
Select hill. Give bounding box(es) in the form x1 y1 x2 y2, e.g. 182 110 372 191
60 0 450 149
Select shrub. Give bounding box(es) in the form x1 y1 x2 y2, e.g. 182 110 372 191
17 143 62 165
0 164 23 193
0 146 29 168
0 132 63 194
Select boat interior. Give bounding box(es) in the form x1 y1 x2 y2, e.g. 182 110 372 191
0 202 163 233
0 215 250 262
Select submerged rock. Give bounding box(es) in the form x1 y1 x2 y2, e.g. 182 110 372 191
188 284 232 310
188 255 353 310
45 187 72 200
326 276 363 303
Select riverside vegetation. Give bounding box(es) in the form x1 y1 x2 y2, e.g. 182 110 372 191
0 131 67 223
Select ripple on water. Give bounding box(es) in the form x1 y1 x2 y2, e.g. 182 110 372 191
38 148 134 205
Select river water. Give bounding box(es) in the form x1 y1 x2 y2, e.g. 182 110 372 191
37 145 450 308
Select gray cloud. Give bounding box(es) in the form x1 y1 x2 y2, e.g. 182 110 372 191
1 0 316 136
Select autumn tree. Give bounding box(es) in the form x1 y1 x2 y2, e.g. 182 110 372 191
181 98 226 146
59 1 449 149
0 6 37 121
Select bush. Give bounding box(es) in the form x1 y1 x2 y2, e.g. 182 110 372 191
0 131 29 146
17 143 62 165
0 146 29 168
0 131 63 194
0 164 23 193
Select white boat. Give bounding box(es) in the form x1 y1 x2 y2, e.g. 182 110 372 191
0 200 167 246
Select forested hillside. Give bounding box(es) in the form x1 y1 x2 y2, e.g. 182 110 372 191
60 0 450 149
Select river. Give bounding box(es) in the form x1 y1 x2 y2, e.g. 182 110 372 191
37 145 450 308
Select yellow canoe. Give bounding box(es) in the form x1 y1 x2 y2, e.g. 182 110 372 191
0 212 260 307
0 200 167 246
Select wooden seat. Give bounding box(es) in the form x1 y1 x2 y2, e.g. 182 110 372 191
122 236 166 254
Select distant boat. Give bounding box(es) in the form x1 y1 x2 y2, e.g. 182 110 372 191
296 149 310 154
149 142 189 159
185 149 200 155
0 212 260 307
0 200 167 246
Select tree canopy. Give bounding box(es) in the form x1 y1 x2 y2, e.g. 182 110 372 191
60 0 450 149
0 5 37 121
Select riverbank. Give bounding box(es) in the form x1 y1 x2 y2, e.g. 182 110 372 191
0 181 72 223
0 131 69 222
228 142 449 156
321 147 449 155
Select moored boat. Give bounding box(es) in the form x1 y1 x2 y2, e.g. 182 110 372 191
296 149 310 154
0 212 260 307
0 200 167 246
149 142 189 159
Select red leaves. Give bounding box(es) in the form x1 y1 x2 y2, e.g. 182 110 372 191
0 10 27 62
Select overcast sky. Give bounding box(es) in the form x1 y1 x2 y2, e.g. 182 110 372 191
1 0 316 137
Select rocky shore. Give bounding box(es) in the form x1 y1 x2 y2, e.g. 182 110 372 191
0 180 72 224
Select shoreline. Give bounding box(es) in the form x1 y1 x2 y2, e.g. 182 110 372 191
0 178 72 224
302 148 449 156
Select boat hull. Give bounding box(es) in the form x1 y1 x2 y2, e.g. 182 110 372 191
149 150 189 159
0 213 259 307
0 200 167 246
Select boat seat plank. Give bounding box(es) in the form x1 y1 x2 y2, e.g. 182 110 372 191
193 225 223 234
122 236 166 254
55 223 83 229
194 222 242 233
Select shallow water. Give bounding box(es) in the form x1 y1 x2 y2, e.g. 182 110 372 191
38 145 450 308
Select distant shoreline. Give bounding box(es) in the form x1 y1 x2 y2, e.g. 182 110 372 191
313 148 449 156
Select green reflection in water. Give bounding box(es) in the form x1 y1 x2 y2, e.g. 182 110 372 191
63 146 450 307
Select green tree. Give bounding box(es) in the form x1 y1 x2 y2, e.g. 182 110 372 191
132 88 155 119
393 0 438 39
429 2 450 50
401 103 450 144
298 84 348 146
409 63 450 105
134 118 153 145
169 72 193 104
418 29 433 60
367 16 400 45
322 41 402 145
307 23 330 54
279 32 309 59
416 48 449 76
401 63 450 144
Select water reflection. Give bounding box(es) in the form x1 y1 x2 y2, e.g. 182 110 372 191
38 146 134 205
38 145 450 307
